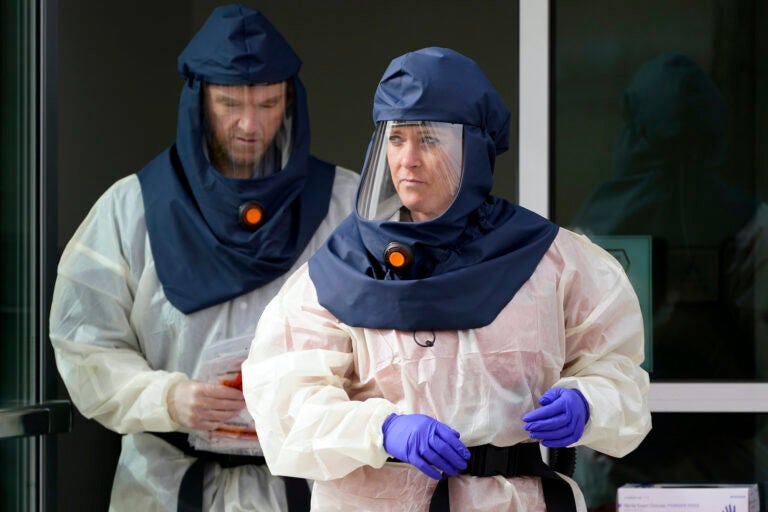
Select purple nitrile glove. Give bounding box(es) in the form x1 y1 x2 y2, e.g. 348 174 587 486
382 413 470 480
522 388 590 448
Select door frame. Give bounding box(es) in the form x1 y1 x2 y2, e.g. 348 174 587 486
0 1 68 511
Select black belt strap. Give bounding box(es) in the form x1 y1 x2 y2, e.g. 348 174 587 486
178 458 205 512
426 443 577 512
152 432 311 512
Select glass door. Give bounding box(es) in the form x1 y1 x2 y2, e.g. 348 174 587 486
1 1 71 510
520 0 768 510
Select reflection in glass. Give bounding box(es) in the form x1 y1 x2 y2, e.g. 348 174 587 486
566 52 767 512
554 4 768 508
570 53 766 381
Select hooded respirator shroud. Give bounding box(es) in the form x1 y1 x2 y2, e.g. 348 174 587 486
137 4 335 314
309 47 559 331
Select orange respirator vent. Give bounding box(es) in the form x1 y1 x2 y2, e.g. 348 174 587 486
384 241 413 269
238 202 265 230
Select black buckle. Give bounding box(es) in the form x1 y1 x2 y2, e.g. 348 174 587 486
467 444 518 477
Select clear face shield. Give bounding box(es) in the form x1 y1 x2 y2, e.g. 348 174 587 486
202 81 293 179
357 121 464 223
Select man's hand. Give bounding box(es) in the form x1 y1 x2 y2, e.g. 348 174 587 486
167 380 246 431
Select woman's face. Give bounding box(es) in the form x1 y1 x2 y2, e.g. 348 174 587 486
386 123 463 222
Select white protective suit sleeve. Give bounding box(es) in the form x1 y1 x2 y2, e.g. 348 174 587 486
242 267 398 481
50 177 187 434
553 231 652 456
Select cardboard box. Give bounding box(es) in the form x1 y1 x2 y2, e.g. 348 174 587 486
617 483 759 512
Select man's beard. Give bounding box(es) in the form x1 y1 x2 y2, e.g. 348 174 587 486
206 132 281 179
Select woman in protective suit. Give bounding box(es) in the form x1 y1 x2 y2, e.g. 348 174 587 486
242 47 652 511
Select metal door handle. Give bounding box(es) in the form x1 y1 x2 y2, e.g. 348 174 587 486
0 400 72 439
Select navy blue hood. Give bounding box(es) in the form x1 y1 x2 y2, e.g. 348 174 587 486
309 48 558 331
137 4 335 314
571 53 758 246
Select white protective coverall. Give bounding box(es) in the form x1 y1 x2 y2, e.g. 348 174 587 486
242 228 652 511
50 168 358 511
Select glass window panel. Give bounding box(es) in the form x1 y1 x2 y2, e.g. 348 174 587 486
573 413 767 511
554 0 768 383
553 2 767 511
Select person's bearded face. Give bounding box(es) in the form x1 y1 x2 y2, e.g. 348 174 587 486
203 82 287 178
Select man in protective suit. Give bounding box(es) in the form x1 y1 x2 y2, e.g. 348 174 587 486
242 47 651 511
50 4 357 511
